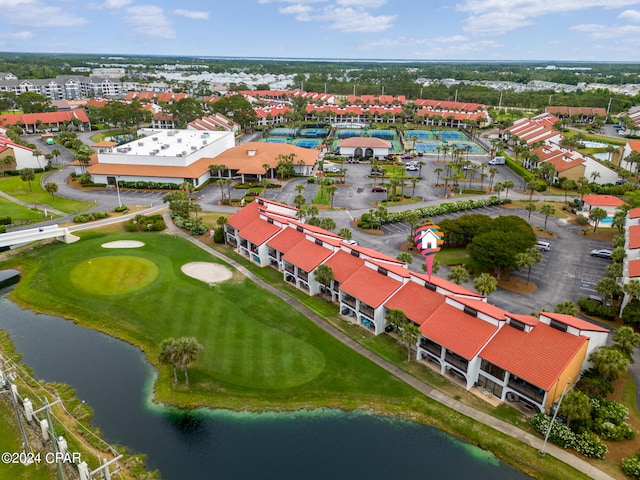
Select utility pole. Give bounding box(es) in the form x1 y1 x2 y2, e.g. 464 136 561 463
540 377 571 456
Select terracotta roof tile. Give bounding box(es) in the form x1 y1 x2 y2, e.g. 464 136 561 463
340 265 402 308
420 303 498 360
629 207 640 219
541 312 609 333
479 322 587 391
266 226 306 253
630 225 640 249
227 202 260 230
238 218 282 245
629 259 640 278
448 296 507 321
323 250 364 283
384 282 445 325
282 239 333 272
582 195 625 207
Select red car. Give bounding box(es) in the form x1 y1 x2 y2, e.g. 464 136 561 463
371 186 387 193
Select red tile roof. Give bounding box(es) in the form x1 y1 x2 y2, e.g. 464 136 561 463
340 265 402 308
629 207 640 219
384 282 445 325
413 272 483 297
508 313 539 327
420 303 498 360
323 250 364 283
449 296 507 321
480 322 587 391
630 225 640 250
238 219 282 245
0 110 90 126
541 312 609 333
582 195 625 207
282 240 333 272
226 202 260 230
266 226 305 253
629 259 640 278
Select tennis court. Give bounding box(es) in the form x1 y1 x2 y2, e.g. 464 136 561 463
405 130 436 140
414 142 439 153
299 128 328 138
370 130 396 140
292 139 320 149
269 127 297 137
414 141 485 154
265 138 287 143
336 129 364 139
440 130 468 141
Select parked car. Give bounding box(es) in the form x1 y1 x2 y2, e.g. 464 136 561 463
406 165 418 171
535 240 551 251
371 186 387 193
401 154 414 159
590 249 612 259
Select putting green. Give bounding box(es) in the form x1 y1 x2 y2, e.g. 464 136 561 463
69 256 159 295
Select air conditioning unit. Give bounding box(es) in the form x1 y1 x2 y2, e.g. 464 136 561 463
138 142 144 146
176 152 183 157
191 146 197 151
177 138 183 143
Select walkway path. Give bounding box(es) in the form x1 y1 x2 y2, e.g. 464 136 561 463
163 213 614 480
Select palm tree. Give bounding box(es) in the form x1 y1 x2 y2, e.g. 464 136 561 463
314 264 334 297
410 178 419 199
262 163 271 180
338 227 352 240
44 181 58 199
20 168 35 192
589 207 608 233
447 266 469 285
612 326 640 360
515 247 542 285
493 182 505 198
385 309 419 362
473 273 497 296
51 149 60 165
525 202 536 221
158 338 179 385
540 204 556 230
589 346 630 382
326 185 338 208
503 180 514 199
488 167 498 190
559 390 592 429
554 301 579 316
434 167 443 186
623 279 640 302
176 337 203 386
397 252 413 265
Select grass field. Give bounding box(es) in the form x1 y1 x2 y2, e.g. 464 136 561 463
0 172 92 215
0 196 44 224
0 229 599 479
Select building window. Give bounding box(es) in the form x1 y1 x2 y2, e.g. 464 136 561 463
549 319 568 332
463 306 478 317
509 319 526 331
350 250 360 258
378 267 388 276
424 281 436 291
315 239 323 246
480 359 506 381
477 374 504 398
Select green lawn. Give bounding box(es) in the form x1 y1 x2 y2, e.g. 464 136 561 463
0 172 92 215
3 230 417 410
0 196 44 224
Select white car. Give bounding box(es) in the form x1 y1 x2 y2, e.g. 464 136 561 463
406 165 418 171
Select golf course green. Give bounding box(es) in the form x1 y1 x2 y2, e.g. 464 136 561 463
4 229 417 407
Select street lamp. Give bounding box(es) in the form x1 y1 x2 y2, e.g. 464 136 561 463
539 377 571 456
115 176 122 208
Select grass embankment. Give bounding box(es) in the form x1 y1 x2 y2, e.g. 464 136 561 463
0 196 44 224
0 172 92 215
0 229 594 479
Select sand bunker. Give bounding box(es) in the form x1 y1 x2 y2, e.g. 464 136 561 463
181 262 232 285
102 240 145 249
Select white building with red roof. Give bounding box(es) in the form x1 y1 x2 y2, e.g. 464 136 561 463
336 137 392 160
224 198 610 413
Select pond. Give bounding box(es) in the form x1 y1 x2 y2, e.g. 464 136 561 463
0 288 532 480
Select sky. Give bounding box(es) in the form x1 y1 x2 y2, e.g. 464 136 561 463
1 0 640 62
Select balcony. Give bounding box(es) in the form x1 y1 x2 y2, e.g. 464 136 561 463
507 378 545 404
298 270 309 282
284 264 295 275
420 338 442 357
342 294 356 308
444 351 468 373
358 304 375 318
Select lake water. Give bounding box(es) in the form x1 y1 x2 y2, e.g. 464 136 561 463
0 288 531 480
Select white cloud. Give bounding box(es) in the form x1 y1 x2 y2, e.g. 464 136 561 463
0 0 87 27
571 23 640 38
619 9 640 21
279 4 313 20
317 6 395 32
5 31 35 41
258 0 327 3
90 0 133 9
456 0 640 35
336 0 386 7
125 5 176 39
173 8 209 20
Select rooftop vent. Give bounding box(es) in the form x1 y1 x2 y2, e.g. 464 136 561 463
248 149 256 156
